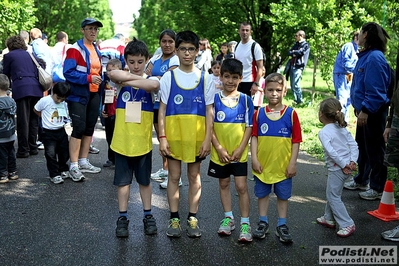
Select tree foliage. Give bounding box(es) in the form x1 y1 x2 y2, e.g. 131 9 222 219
134 0 399 90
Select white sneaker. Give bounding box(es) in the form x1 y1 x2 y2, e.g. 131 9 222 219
151 168 168 181
160 178 183 189
50 175 64 184
61 171 70 179
69 166 85 182
79 160 101 173
38 144 44 150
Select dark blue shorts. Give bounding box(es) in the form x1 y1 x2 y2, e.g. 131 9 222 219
113 151 152 186
254 176 292 200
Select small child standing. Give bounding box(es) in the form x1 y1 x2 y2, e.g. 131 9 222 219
207 58 254 242
209 60 222 91
252 66 266 110
251 73 302 243
101 58 122 168
316 98 358 237
0 74 17 183
34 82 71 184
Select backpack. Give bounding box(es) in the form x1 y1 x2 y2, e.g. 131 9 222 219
235 41 267 69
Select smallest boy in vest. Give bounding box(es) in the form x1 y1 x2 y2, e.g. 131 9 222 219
107 38 160 238
0 74 17 183
207 58 254 242
251 73 302 243
34 82 71 184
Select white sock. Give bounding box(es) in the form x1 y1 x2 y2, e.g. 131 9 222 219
78 158 88 165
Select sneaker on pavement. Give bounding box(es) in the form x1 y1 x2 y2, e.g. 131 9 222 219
275 224 293 243
217 217 235 236
103 160 114 168
89 145 100 154
38 144 44 150
0 176 9 184
166 218 181 238
252 221 269 239
160 178 183 189
143 215 157 235
151 168 168 181
187 216 201 238
79 160 101 173
116 216 129 238
61 171 70 179
8 172 18 180
50 175 64 184
238 223 253 242
316 216 336 228
381 226 399 242
69 166 85 182
337 224 355 237
344 180 369 191
359 189 382 200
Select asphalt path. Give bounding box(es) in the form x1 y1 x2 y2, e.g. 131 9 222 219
0 122 397 266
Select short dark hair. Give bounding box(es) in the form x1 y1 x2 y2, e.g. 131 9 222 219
159 29 176 42
6 35 27 51
220 58 243 76
239 22 252 29
175 31 199 49
361 22 390 53
56 31 67 42
0 74 10 91
265 73 287 89
107 58 123 70
52 82 70 98
124 37 149 59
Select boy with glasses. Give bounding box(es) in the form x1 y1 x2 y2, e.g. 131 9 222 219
158 31 215 238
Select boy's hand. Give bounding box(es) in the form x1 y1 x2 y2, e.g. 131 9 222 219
342 165 352 175
101 110 108 118
285 163 297 178
252 159 262 174
349 161 357 171
216 147 231 164
159 139 171 157
230 148 244 162
199 140 211 158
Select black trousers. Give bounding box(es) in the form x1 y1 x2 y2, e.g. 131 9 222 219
42 128 69 178
104 115 115 163
16 96 40 155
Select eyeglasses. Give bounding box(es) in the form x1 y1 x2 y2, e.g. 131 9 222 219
84 27 100 32
177 47 196 54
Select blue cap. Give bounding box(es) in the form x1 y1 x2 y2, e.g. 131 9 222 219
81 18 103 28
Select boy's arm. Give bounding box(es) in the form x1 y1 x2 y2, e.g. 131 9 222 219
199 104 213 158
107 70 159 92
251 135 262 174
158 101 170 156
286 143 299 178
211 130 231 163
231 127 252 162
33 108 41 117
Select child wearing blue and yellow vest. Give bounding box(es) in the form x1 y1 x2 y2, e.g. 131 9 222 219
107 38 160 238
158 31 215 238
251 73 302 243
207 58 254 243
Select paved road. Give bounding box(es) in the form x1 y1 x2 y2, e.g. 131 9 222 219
0 123 397 266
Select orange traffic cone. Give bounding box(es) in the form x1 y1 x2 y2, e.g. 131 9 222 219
368 180 399 222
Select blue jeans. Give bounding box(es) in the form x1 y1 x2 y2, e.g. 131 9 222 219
289 67 303 104
333 73 351 122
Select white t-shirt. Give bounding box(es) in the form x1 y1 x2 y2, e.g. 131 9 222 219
234 39 263 82
160 67 215 105
34 95 69 130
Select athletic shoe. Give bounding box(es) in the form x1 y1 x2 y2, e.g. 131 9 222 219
61 171 70 179
151 168 168 181
160 178 183 189
275 224 293 243
103 160 114 168
116 216 129 238
238 223 253 242
38 144 44 150
50 175 64 184
8 172 18 180
29 150 38 155
381 226 399 242
247 176 254 181
0 176 9 184
166 218 181 238
337 224 355 237
186 216 201 238
143 215 157 235
316 216 336 228
69 166 85 182
344 180 369 191
217 217 235 235
359 189 382 200
79 160 101 173
252 221 269 239
89 145 100 154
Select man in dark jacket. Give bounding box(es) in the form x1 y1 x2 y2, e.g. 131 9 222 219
288 30 310 105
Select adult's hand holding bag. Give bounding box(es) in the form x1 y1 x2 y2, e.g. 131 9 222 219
28 52 52 91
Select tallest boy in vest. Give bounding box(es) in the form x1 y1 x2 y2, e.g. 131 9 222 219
63 18 103 181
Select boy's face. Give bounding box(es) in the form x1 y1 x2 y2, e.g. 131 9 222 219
51 94 66 104
176 42 198 67
106 64 120 73
220 72 242 93
265 82 286 105
125 54 147 76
